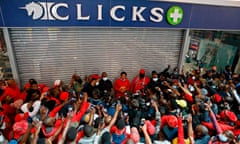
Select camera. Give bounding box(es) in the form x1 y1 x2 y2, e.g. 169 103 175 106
117 100 121 105
140 118 145 126
182 114 189 121
68 107 73 113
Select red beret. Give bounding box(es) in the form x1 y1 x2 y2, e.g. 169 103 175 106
60 92 69 101
213 93 222 103
13 120 28 139
167 115 178 128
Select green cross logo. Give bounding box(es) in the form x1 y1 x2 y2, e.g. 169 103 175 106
166 6 183 25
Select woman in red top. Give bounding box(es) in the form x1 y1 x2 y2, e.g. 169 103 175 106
114 72 130 99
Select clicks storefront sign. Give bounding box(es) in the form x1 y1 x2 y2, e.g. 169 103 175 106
0 0 240 29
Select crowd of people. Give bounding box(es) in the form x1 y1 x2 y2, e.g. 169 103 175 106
0 65 240 144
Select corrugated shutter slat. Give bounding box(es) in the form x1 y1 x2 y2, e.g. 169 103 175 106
9 28 183 86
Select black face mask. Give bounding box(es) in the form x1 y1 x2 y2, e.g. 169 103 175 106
139 74 145 79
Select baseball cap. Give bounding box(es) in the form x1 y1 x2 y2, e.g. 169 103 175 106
166 115 178 128
176 99 187 108
213 93 222 103
92 74 100 80
13 120 28 139
139 69 145 74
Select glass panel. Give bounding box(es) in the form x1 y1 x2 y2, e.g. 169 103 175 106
0 29 12 80
183 30 240 74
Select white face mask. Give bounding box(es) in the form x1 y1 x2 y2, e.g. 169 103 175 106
152 78 158 82
172 85 178 89
0 134 5 142
218 134 228 142
0 122 6 129
96 81 99 86
103 77 108 81
189 85 195 92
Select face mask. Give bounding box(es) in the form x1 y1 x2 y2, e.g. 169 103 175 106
152 78 158 82
192 76 196 80
172 85 178 89
0 122 5 129
96 81 99 86
0 134 5 142
103 77 108 81
218 133 228 142
189 85 195 92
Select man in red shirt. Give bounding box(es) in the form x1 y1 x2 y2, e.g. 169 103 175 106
114 72 130 99
0 79 21 102
131 69 150 95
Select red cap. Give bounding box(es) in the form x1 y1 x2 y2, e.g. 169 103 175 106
24 83 31 90
42 86 49 93
91 74 100 80
213 93 222 103
60 92 69 101
173 80 178 84
139 69 145 74
13 120 28 139
167 115 178 128
220 110 237 122
38 84 45 90
14 113 29 122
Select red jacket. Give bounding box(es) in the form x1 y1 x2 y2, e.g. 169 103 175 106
130 76 150 94
114 78 130 98
0 86 21 102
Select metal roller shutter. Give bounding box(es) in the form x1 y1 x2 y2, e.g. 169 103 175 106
9 28 183 87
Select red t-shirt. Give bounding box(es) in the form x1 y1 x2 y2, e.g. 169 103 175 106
114 78 130 98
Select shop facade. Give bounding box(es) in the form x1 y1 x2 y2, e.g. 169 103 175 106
0 0 240 87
